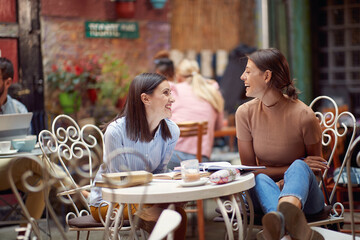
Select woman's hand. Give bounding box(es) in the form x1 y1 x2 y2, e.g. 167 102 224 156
303 156 329 173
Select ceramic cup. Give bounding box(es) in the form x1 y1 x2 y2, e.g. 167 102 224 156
0 141 11 152
181 159 200 182
11 135 37 152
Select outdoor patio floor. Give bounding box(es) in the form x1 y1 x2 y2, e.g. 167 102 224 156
0 201 359 239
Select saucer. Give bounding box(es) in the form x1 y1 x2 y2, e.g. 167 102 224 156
178 178 209 187
0 149 19 155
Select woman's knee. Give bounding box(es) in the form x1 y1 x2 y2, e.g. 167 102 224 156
291 159 311 172
255 173 271 182
254 173 274 191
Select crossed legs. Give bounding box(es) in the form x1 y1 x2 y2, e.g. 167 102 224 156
254 160 325 240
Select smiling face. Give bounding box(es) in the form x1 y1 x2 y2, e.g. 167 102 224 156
144 80 175 121
240 59 268 99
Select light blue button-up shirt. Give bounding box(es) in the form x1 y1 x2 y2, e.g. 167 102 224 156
0 95 28 114
89 116 180 207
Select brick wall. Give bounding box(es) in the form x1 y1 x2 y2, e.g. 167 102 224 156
40 0 171 115
41 17 170 75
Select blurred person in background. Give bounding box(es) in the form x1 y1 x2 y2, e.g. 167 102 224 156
0 57 27 114
167 59 224 170
153 50 175 82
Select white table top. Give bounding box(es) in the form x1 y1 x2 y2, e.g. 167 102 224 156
102 172 255 204
0 147 43 159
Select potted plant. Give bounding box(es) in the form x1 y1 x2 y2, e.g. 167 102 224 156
150 0 167 9
47 59 100 114
46 55 132 124
112 0 136 18
92 54 131 125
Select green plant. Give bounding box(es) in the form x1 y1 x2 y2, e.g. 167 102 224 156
47 57 101 94
96 54 131 106
46 54 131 120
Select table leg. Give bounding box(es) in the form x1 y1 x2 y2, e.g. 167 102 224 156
103 202 114 240
216 195 242 240
215 191 254 240
110 203 125 240
128 204 140 240
243 190 254 240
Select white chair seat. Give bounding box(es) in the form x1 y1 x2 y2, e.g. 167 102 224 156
311 227 359 240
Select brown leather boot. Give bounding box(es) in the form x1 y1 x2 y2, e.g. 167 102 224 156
260 211 285 240
278 202 324 240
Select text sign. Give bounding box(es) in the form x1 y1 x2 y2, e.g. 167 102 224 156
85 21 139 39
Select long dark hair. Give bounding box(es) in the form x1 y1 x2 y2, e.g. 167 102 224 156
248 48 299 100
102 73 172 142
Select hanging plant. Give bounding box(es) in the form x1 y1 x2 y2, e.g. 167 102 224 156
150 0 167 9
113 0 136 18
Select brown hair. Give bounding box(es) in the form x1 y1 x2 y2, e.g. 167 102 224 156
0 57 14 81
102 73 172 142
248 48 299 100
154 50 174 81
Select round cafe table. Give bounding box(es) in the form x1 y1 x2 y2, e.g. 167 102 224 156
102 172 256 240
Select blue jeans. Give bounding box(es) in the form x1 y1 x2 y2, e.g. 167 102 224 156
167 150 209 171
252 159 325 215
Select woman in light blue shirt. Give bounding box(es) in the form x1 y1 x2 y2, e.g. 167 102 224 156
89 73 186 239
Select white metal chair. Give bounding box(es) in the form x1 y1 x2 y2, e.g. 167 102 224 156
6 155 51 239
339 134 360 237
308 96 357 233
39 114 159 240
148 204 181 240
38 114 132 240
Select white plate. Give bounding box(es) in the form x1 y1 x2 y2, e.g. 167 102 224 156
0 149 19 155
178 178 209 187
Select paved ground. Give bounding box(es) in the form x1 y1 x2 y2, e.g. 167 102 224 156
0 202 359 239
0 148 359 239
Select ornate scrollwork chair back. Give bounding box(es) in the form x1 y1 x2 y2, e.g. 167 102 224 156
7 155 68 239
38 115 158 240
308 96 357 234
38 114 105 240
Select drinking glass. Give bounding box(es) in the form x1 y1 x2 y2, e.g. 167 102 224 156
181 159 200 182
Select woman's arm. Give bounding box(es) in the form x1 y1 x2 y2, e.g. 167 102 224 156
238 140 290 181
303 141 328 173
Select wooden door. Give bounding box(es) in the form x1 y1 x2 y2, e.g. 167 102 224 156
0 0 45 134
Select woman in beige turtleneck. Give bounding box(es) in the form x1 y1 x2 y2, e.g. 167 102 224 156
235 48 327 240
